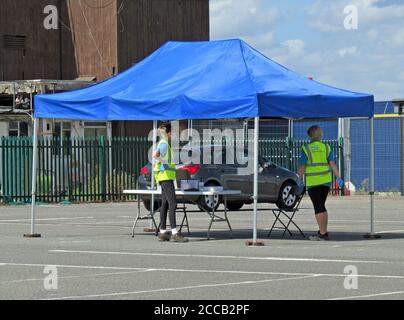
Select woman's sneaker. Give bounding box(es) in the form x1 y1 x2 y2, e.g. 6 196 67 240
158 233 171 242
309 231 329 241
171 233 189 243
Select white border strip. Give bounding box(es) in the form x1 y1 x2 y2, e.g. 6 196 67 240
329 290 404 300
49 249 391 264
2 262 404 279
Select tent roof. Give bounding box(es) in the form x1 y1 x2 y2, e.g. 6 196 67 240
34 39 374 120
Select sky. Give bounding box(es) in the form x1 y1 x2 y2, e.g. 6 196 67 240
210 0 404 101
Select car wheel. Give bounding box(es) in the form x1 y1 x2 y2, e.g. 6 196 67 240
226 202 244 211
276 181 298 210
143 200 161 212
197 182 221 212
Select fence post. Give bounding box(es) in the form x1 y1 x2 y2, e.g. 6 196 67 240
0 137 3 203
339 137 345 196
401 114 404 196
100 136 107 202
286 137 292 171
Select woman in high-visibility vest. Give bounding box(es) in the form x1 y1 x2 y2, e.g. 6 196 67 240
153 122 188 243
298 125 343 241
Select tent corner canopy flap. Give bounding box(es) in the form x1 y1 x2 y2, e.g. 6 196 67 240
30 39 374 243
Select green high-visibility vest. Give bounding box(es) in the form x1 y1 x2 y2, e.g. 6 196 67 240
154 139 176 184
302 141 332 187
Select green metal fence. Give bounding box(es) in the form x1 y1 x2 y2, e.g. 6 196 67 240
0 136 343 204
0 136 151 204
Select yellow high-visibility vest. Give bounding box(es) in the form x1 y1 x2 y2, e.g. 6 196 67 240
154 139 176 184
302 141 332 187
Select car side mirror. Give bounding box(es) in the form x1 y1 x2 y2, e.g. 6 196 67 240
259 162 269 173
262 162 275 169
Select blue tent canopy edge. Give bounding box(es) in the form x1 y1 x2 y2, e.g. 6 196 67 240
34 39 374 121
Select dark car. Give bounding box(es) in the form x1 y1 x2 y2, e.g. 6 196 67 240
137 145 304 211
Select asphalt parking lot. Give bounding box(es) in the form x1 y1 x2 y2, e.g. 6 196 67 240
1 195 404 300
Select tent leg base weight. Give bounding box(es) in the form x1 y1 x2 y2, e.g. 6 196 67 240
245 240 265 246
364 233 381 239
23 234 41 238
144 228 158 233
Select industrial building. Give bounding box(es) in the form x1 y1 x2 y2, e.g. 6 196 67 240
0 0 210 137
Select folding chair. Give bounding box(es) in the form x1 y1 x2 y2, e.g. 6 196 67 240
267 185 306 239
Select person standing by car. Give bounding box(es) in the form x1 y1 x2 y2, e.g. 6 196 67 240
298 125 343 241
154 122 188 243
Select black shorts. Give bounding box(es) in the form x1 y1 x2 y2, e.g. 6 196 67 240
308 186 330 214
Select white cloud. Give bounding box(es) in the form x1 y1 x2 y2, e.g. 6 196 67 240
391 27 404 47
398 71 404 81
338 47 358 58
210 0 281 39
282 39 306 56
267 39 307 66
366 28 379 41
304 0 404 99
242 32 275 49
307 0 404 32
210 0 404 100
210 0 233 14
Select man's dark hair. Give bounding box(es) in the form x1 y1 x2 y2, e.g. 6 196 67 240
159 122 171 134
307 125 322 140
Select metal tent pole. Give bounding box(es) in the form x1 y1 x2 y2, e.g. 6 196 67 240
147 120 158 232
24 117 41 238
401 110 404 196
247 117 264 246
188 120 193 141
365 117 380 239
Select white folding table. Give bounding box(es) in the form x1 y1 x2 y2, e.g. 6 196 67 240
123 189 241 239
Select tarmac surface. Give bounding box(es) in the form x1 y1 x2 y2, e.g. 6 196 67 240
1 195 404 300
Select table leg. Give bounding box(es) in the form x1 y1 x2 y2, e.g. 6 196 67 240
179 200 190 236
224 196 233 238
207 205 215 240
131 196 141 237
152 210 159 236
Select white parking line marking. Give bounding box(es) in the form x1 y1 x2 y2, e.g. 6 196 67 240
0 262 145 271
329 239 404 248
0 222 130 229
49 249 392 264
58 241 91 244
43 275 320 300
0 217 94 222
378 229 404 234
329 290 404 300
1 270 152 284
2 262 404 280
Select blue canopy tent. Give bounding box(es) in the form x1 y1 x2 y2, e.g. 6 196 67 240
29 39 375 242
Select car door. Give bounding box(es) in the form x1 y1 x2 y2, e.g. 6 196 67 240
240 157 279 201
219 148 251 200
256 162 279 201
